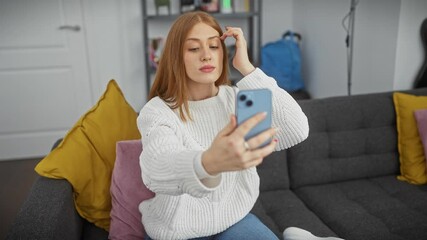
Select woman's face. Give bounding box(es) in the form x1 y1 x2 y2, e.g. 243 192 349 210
183 22 224 90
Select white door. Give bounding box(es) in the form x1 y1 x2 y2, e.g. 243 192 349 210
0 0 93 160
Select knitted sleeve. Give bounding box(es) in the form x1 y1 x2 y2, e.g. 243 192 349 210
236 68 309 150
137 101 220 198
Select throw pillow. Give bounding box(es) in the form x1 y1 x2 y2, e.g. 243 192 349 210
393 92 427 184
414 109 427 169
109 140 155 240
35 80 141 231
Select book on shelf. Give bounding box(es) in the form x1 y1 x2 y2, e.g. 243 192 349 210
218 0 251 14
148 37 164 71
202 0 220 13
233 0 250 13
178 0 252 14
180 0 219 13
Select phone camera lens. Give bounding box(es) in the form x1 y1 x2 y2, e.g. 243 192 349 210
239 94 247 101
246 100 253 107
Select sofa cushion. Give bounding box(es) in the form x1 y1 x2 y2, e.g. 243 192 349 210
254 190 338 238
294 176 427 240
257 150 290 192
109 140 154 240
288 91 400 188
287 89 427 189
35 80 141 231
393 92 427 184
415 109 427 168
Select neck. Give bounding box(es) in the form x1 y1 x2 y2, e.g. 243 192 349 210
187 84 219 101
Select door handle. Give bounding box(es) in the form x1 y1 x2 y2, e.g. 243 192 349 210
58 25 81 32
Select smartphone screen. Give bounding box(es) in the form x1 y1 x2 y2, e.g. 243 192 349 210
236 88 272 148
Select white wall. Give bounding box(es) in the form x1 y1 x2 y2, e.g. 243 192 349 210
262 0 293 45
293 0 350 98
293 0 402 99
351 0 400 95
394 0 427 90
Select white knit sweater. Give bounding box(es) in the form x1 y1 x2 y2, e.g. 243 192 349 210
137 68 309 240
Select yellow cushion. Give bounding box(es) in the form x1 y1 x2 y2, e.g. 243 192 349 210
35 80 141 231
393 92 427 184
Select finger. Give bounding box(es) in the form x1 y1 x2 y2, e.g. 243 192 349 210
240 157 263 169
220 26 231 40
246 127 277 149
235 112 267 137
234 138 276 170
220 32 234 41
218 114 237 136
220 30 228 40
221 27 243 39
224 26 243 34
248 138 277 160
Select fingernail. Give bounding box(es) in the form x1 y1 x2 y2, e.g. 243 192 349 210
273 139 278 143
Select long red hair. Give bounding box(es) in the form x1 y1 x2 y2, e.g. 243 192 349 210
148 11 230 121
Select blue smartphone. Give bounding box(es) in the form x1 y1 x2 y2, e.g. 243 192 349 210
236 88 272 148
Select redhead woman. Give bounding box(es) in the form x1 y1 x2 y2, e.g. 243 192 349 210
137 11 324 240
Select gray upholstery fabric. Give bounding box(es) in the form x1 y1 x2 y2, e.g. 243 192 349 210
82 221 109 239
288 91 401 188
257 150 290 192
257 190 338 238
6 176 109 240
295 176 427 240
288 88 427 188
251 196 283 237
6 177 83 240
255 147 337 238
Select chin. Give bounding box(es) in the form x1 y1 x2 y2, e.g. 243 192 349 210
196 73 221 83
206 75 221 84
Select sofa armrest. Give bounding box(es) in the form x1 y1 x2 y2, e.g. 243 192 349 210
6 176 83 240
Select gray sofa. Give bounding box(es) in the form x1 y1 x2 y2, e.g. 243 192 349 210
7 88 427 240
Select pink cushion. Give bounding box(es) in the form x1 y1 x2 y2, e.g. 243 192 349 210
414 109 427 169
109 140 154 240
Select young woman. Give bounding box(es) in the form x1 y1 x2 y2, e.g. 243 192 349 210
137 11 309 240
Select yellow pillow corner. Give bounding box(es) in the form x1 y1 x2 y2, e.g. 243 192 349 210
393 92 427 185
35 79 141 231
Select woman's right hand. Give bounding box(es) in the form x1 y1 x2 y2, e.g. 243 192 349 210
220 27 255 76
201 113 277 176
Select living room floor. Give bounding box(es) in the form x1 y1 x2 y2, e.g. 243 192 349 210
0 158 41 239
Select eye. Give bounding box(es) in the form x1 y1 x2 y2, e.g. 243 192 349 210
188 47 199 52
210 46 219 49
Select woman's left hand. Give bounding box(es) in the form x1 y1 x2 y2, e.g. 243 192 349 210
220 27 255 76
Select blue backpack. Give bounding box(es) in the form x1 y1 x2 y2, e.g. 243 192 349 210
260 31 305 92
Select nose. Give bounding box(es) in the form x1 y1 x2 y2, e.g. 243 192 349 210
201 56 212 62
201 47 212 62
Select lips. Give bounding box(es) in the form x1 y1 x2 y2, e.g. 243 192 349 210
199 65 215 73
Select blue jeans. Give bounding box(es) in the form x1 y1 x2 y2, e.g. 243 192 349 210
145 213 278 240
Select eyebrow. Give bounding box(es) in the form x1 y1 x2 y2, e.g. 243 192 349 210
186 36 220 42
